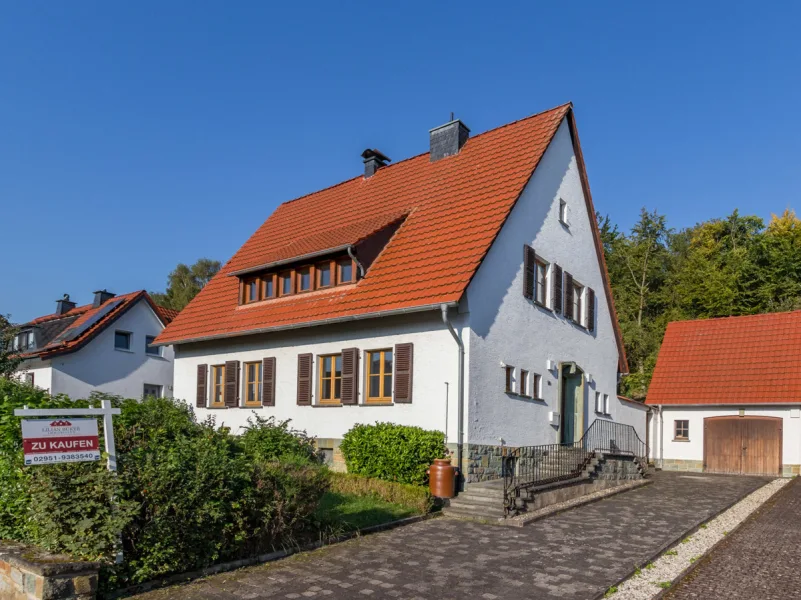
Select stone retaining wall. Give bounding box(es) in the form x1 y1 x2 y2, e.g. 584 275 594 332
0 541 99 600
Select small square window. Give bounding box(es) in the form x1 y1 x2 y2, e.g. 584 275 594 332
145 335 161 356
675 420 689 440
298 267 312 292
143 384 162 398
24 372 34 386
519 369 529 397
317 262 332 288
114 331 131 350
338 259 354 284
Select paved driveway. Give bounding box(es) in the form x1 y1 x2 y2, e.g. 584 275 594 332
666 476 801 599
129 472 768 600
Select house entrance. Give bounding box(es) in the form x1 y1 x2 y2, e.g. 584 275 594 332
560 362 584 444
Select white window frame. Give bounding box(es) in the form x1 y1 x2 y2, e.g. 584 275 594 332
535 258 550 307
559 198 569 226
114 330 133 352
532 373 542 399
573 281 585 326
595 391 603 413
603 394 611 415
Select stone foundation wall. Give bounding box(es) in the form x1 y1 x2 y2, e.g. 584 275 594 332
660 458 704 473
464 443 507 483
782 464 800 477
596 455 643 480
0 541 99 600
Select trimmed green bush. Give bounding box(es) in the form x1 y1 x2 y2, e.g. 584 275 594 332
339 422 446 486
239 414 321 464
328 472 434 514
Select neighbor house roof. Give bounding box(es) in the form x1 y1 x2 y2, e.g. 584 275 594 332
18 291 178 360
647 311 801 406
156 103 628 372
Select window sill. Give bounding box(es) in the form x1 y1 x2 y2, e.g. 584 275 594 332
242 404 264 409
363 402 394 407
673 438 690 442
314 403 342 408
114 348 135 354
207 405 229 410
533 300 552 312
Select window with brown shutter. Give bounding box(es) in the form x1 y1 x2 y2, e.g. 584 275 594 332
552 264 563 314
587 288 596 331
224 360 239 407
196 364 208 408
297 353 313 405
262 357 276 406
366 349 392 403
393 343 413 403
210 364 225 408
243 361 263 407
341 348 360 405
523 245 535 300
564 272 574 321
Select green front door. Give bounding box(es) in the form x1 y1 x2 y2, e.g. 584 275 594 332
561 365 584 444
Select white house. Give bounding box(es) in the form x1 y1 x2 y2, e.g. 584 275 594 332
156 103 647 480
13 290 177 400
647 310 801 477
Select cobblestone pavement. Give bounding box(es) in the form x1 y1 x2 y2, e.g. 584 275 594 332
666 476 801 600
129 472 768 600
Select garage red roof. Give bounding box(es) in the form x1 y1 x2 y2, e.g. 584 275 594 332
647 311 801 405
156 103 627 371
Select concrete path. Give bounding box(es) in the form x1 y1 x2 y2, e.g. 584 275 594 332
666 476 801 600
128 472 768 600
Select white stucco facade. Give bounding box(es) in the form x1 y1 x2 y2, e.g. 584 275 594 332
649 405 801 473
170 115 647 458
16 299 175 400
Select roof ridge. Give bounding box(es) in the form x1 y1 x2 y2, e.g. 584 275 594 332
276 102 573 210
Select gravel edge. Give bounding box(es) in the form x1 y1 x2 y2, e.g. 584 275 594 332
605 477 789 600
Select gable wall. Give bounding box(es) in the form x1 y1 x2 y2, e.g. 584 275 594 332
14 358 53 392
49 299 175 399
464 118 635 446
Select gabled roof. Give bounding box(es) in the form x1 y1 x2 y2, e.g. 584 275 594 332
647 311 801 406
156 103 628 372
18 291 177 360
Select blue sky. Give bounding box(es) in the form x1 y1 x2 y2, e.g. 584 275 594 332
2 2 799 322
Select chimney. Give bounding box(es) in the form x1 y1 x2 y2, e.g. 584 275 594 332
429 117 470 162
361 149 391 178
55 294 76 315
93 289 115 308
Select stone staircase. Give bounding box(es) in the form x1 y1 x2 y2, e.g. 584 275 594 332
444 453 649 521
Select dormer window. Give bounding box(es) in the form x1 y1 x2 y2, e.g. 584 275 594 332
236 254 360 306
13 330 35 352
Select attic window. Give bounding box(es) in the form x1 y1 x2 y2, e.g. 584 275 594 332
338 259 354 284
559 199 569 226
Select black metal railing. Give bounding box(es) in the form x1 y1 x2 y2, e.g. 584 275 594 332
503 420 648 515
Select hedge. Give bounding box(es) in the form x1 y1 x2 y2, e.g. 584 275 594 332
0 379 329 591
339 422 446 486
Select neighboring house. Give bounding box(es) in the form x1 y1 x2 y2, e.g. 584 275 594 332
13 290 177 400
156 102 647 480
647 311 801 477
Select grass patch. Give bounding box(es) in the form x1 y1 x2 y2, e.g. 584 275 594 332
329 471 434 514
665 549 678 556
315 492 419 532
658 581 672 589
604 585 618 597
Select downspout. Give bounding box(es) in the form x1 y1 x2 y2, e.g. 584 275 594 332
347 246 365 278
441 304 464 489
659 405 664 469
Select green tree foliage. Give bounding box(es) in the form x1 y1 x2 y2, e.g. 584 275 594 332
149 258 221 311
0 315 21 378
601 207 801 399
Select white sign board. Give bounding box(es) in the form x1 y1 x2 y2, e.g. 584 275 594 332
21 418 101 465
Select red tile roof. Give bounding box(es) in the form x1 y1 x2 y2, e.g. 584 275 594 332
156 104 628 371
19 292 175 359
647 311 801 406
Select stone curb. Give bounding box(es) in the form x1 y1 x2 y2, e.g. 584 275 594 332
504 478 652 527
653 478 796 600
110 512 440 599
591 476 777 600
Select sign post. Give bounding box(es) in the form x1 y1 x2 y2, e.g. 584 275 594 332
15 399 123 561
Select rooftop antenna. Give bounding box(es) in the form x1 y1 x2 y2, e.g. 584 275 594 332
450 111 454 121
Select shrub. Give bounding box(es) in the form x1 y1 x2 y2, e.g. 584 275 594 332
339 422 446 486
328 472 434 514
239 414 321 464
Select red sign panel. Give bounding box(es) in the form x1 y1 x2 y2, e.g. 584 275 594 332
21 419 101 465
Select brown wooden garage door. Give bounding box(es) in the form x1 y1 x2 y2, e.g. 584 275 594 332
704 416 782 476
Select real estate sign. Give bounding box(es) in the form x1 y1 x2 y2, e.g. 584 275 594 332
21 418 101 465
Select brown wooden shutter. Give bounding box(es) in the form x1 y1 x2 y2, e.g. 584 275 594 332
262 357 276 406
587 288 596 331
564 272 574 321
224 360 239 407
341 348 359 405
196 364 208 408
297 353 313 405
552 264 563 314
523 245 535 300
394 343 414 403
